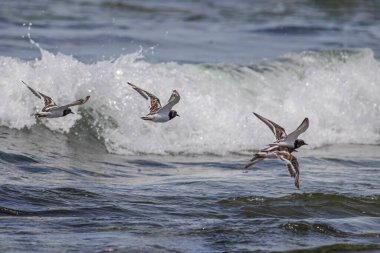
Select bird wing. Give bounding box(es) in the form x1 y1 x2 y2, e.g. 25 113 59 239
39 92 58 112
158 90 180 114
253 112 287 141
128 82 161 115
245 145 285 169
283 118 309 144
22 81 41 99
21 81 57 112
244 155 265 170
277 152 300 189
50 96 90 112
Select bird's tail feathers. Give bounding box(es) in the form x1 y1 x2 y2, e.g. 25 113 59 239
141 116 153 121
31 113 47 118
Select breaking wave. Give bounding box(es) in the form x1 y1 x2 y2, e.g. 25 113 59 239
1 47 379 155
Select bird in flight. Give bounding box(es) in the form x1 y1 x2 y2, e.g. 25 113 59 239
128 82 180 123
245 112 309 189
21 81 90 118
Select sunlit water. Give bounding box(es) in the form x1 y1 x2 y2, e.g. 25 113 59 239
1 1 380 252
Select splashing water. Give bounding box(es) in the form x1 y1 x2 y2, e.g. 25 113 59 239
1 47 379 155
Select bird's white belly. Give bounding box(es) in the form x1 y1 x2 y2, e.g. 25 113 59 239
38 110 63 118
152 113 170 123
269 141 293 148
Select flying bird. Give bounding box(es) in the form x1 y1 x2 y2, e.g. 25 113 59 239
128 82 180 123
245 112 309 189
253 112 308 152
21 81 90 118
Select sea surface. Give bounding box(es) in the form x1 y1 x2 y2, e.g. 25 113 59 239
1 1 380 252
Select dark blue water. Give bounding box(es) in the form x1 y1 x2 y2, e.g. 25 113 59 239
2 0 380 63
1 1 380 252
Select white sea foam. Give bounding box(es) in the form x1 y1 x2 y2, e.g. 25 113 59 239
1 48 379 155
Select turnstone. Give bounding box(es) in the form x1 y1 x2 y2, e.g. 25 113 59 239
128 82 180 123
245 112 309 189
21 81 90 118
253 112 308 152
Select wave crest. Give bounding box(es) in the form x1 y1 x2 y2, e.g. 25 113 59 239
1 48 379 155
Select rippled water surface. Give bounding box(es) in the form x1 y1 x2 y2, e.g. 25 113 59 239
1 126 380 252
1 0 380 252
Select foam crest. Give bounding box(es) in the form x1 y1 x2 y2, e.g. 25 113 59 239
0 48 379 155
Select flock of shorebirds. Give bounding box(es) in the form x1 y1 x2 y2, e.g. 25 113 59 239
20 81 309 189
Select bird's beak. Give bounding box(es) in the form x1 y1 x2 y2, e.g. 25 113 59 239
304 143 308 145
71 111 75 114
177 114 180 117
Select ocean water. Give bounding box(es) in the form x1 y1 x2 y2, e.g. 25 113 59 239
1 1 380 252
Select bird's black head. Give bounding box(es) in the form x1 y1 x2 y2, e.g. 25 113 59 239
294 139 307 149
168 110 180 120
63 108 74 116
